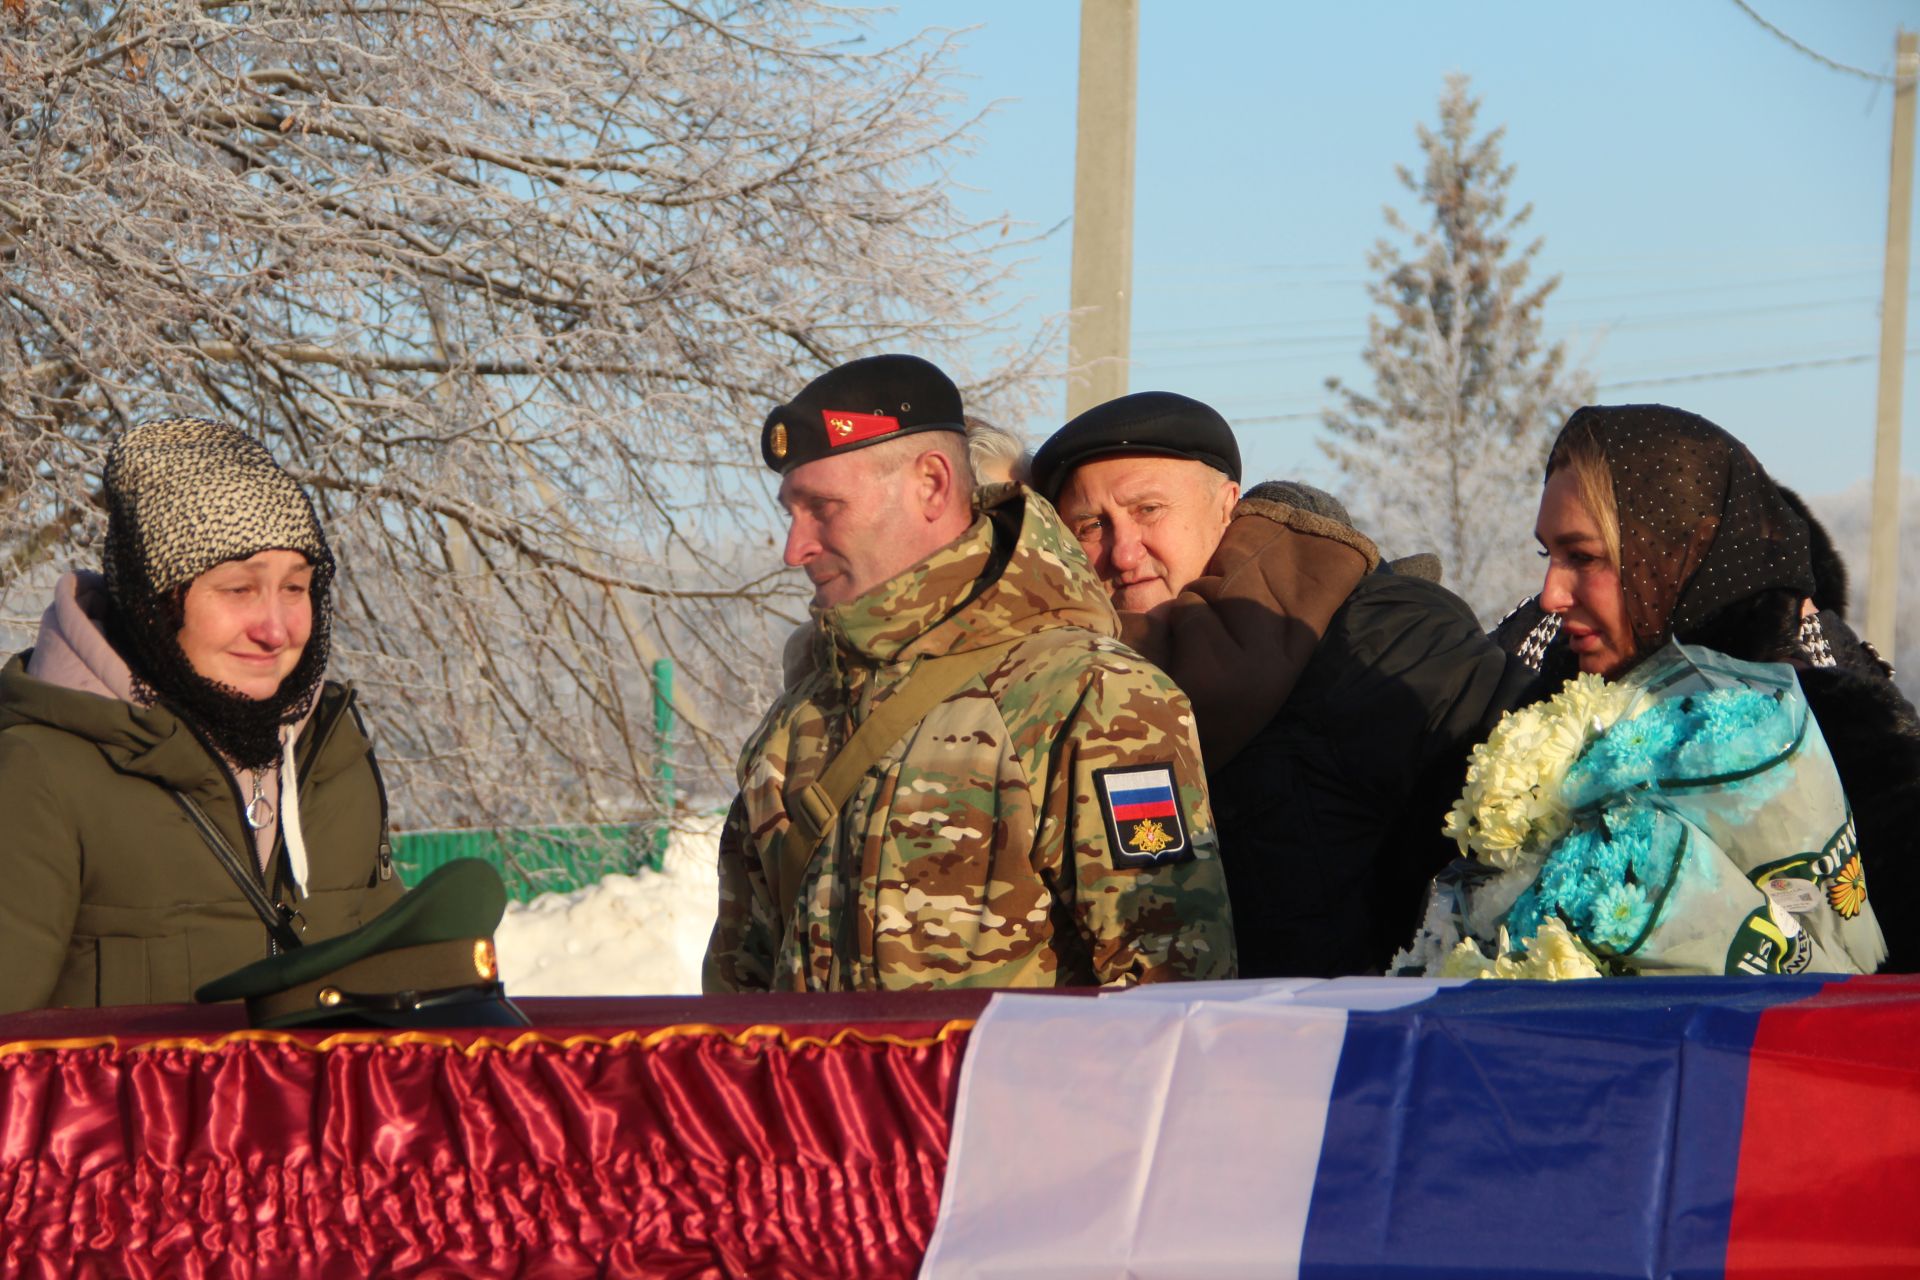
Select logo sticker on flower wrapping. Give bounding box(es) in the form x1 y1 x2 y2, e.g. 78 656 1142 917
1749 853 1824 916
1093 764 1193 868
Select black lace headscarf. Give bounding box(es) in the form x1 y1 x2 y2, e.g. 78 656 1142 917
1546 405 1815 668
101 416 335 769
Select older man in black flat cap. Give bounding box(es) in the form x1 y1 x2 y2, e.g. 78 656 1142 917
1036 391 1518 979
704 356 1235 995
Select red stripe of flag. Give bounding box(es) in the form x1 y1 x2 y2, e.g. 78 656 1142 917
1111 800 1177 822
1725 974 1920 1278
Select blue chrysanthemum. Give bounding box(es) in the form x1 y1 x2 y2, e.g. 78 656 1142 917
1566 709 1684 807
1603 803 1675 887
1587 881 1655 952
1587 832 1632 880
1673 689 1794 778
1535 828 1596 905
1505 888 1547 945
1691 689 1782 743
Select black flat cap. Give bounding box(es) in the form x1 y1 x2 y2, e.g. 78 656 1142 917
761 354 966 474
1031 391 1242 500
195 859 529 1030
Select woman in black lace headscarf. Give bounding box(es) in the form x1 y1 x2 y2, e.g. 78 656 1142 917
1502 403 1920 969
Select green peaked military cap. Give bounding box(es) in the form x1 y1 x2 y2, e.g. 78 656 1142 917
195 858 529 1030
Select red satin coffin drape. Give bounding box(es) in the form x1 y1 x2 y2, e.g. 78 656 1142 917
0 992 996 1280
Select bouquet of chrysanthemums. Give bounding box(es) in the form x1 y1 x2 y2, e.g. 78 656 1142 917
1395 643 1886 980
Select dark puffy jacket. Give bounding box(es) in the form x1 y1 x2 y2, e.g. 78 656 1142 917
1209 570 1521 977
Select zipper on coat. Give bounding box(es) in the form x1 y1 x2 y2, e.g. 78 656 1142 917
346 691 396 883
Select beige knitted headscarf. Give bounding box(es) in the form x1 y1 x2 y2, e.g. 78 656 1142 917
100 415 335 767
103 416 329 598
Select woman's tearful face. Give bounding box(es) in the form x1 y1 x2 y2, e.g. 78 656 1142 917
176 549 314 700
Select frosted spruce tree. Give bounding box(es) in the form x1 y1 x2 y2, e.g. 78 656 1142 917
1322 74 1591 623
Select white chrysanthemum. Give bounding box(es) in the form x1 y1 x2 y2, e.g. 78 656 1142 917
1513 917 1605 980
1443 673 1634 868
1437 922 1604 982
1547 673 1638 740
1439 935 1501 979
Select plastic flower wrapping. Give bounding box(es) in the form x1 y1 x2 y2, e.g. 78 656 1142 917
1396 643 1887 979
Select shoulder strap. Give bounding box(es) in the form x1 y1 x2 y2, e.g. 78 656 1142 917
771 638 1023 939
168 790 305 952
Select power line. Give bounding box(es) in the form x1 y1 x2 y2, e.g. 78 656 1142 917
1599 348 1918 391
1138 247 1881 284
1214 349 1920 428
1726 0 1901 85
1134 291 1905 357
1134 266 1891 341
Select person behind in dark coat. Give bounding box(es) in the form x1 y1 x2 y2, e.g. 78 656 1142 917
1500 402 1920 971
1033 392 1519 978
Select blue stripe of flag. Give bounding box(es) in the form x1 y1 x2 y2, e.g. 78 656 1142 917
1109 785 1174 809
1299 976 1826 1280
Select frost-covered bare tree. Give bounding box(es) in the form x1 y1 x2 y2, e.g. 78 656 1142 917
0 1 1052 842
1322 73 1590 623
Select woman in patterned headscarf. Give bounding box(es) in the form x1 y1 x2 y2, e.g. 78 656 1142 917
0 416 404 1011
1504 403 1920 969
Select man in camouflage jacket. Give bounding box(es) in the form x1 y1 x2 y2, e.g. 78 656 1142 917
703 355 1234 993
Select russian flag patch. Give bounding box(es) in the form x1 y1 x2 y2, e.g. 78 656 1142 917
1093 763 1193 868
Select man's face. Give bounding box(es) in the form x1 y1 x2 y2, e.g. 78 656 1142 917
1055 454 1238 611
780 447 935 608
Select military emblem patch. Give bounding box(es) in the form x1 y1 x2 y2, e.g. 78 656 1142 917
1093 763 1193 868
822 408 900 448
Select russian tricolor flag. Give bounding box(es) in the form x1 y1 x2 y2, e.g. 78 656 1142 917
1104 768 1180 823
921 976 1920 1278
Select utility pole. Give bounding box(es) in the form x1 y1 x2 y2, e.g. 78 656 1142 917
1066 0 1139 419
1867 30 1918 656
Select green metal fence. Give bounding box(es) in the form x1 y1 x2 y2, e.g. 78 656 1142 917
390 658 686 904
391 825 655 903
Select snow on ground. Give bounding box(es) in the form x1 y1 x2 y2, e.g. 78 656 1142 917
495 817 721 996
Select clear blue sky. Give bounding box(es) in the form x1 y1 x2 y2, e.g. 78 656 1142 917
863 0 1920 499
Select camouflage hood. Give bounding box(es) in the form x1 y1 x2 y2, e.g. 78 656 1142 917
822 483 1118 666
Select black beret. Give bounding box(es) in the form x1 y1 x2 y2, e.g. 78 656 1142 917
1031 391 1242 501
761 354 966 474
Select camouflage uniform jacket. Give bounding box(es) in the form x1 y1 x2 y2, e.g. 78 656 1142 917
703 485 1235 993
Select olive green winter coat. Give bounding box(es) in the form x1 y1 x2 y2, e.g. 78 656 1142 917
0 654 404 1011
